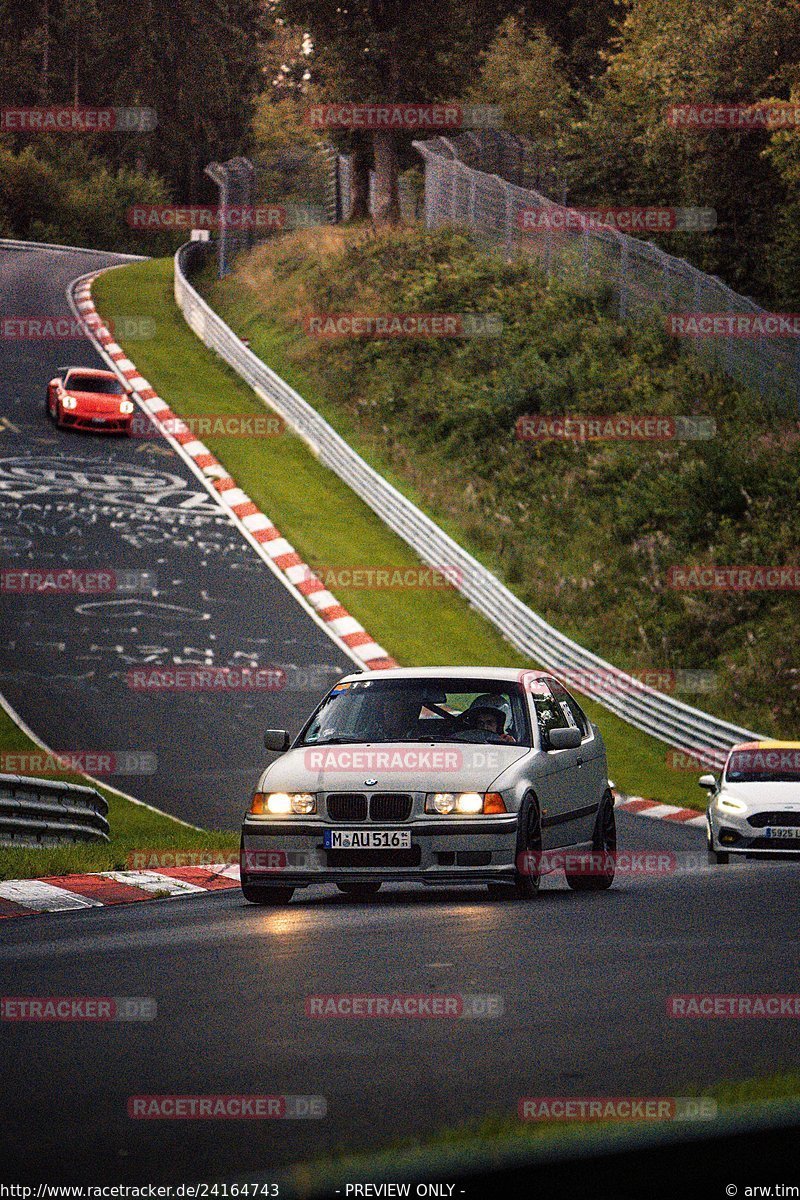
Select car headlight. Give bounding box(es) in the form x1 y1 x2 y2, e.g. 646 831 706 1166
120 399 135 414
61 395 77 410
716 794 748 815
424 792 506 814
250 792 316 816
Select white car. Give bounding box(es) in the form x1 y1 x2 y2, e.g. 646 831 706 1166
703 740 800 863
239 666 616 904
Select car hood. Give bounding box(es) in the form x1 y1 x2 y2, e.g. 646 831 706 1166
258 742 532 794
719 781 800 809
67 389 124 412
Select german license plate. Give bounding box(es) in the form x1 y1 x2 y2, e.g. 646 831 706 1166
324 829 411 850
764 827 800 840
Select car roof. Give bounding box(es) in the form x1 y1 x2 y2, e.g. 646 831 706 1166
64 367 118 379
338 666 545 685
730 740 800 751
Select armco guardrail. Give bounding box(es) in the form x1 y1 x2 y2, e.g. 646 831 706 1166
0 774 110 846
173 241 764 758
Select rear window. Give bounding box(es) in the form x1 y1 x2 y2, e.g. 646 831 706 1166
66 374 125 395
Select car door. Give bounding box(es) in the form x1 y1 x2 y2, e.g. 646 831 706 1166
549 679 604 844
528 681 585 849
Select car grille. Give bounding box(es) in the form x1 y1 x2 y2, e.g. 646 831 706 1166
369 794 413 821
325 793 413 821
747 837 800 850
325 847 421 868
747 812 800 828
326 794 368 822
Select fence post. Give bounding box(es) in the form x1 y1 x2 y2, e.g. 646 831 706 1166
503 182 514 258
619 239 629 319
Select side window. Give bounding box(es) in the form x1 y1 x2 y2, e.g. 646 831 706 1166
532 689 569 745
550 680 590 738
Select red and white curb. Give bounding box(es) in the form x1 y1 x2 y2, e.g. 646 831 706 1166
614 791 706 828
0 799 707 919
0 864 240 919
70 275 397 672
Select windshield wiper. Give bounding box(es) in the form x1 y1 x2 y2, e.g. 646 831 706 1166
301 736 362 746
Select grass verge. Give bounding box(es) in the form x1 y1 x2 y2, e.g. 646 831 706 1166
93 257 709 810
281 1069 800 1188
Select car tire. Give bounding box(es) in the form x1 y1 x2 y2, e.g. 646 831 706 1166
336 882 381 897
565 789 616 891
489 794 542 900
241 884 295 905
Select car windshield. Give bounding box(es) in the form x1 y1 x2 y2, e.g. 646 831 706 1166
725 747 800 784
66 374 125 395
298 677 532 747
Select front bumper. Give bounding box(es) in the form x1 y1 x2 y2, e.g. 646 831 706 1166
59 411 132 433
240 816 520 887
709 810 800 855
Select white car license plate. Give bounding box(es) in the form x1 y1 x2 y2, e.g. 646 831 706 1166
324 829 411 850
763 827 800 840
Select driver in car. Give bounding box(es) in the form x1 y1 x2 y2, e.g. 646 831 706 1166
461 696 517 743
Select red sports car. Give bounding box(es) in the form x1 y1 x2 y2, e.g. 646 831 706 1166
47 367 135 434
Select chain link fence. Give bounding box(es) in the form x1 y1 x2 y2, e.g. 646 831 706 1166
413 131 798 414
205 147 335 278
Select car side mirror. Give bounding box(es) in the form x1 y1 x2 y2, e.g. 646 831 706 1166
264 729 290 752
546 726 582 751
698 773 718 791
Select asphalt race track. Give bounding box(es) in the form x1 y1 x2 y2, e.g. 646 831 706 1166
1 828 799 1183
1 246 798 1187
0 245 352 827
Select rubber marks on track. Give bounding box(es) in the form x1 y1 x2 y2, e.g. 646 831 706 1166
72 276 397 671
